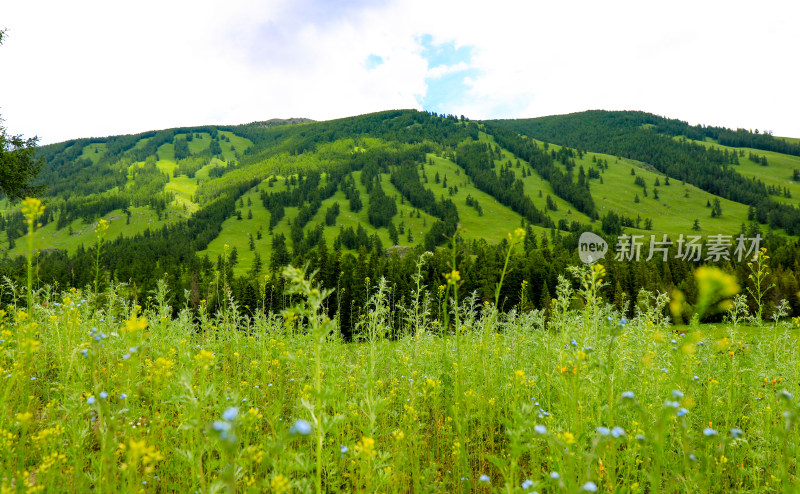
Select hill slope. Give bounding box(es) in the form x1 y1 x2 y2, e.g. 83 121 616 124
1 109 798 292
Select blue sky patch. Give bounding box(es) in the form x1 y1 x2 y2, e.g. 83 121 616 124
416 34 479 114
364 54 384 70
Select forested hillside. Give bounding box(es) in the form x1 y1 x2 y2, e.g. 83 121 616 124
0 109 798 331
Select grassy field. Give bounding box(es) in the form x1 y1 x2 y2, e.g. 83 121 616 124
1 205 184 258
690 139 800 207
1 257 799 492
523 139 753 237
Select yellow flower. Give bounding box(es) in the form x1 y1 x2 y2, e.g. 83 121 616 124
355 436 377 459
446 270 461 285
15 412 34 426
271 474 291 494
558 431 576 445
94 218 110 235
21 197 45 225
124 315 148 333
194 349 216 370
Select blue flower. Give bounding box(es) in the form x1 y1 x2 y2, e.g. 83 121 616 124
534 424 547 435
289 419 312 436
621 391 635 399
703 427 717 437
479 474 490 482
99 391 108 399
87 396 96 404
636 434 646 441
582 481 598 492
677 408 689 417
550 472 560 480
120 393 128 399
340 445 348 454
123 354 131 360
596 426 610 436
570 339 578 347
619 318 627 325
611 426 625 438
730 428 743 438
222 407 239 421
522 479 534 489
671 389 684 399
30 377 36 381
212 421 231 432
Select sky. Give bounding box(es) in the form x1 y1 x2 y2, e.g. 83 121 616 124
1 0 799 144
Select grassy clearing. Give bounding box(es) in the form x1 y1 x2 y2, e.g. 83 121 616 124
423 153 553 239
79 143 107 164
1 206 184 257
690 139 800 207
1 256 799 492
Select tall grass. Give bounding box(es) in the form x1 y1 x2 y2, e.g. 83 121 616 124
1 222 799 492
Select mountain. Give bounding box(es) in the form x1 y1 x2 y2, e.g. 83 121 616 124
0 109 798 323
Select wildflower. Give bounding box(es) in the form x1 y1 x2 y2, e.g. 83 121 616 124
677 408 689 417
289 419 312 436
611 426 626 438
730 428 743 439
16 412 33 426
534 424 547 435
270 475 291 494
340 445 348 454
522 479 534 489
619 318 627 325
212 421 231 432
120 393 128 399
195 349 216 370
550 472 560 480
479 474 490 482
636 434 646 441
621 391 635 400
355 436 377 459
441 269 461 288
703 427 718 437
123 354 131 360
81 349 89 358
99 391 108 399
222 407 239 421
582 481 598 492
596 426 610 437
124 315 148 333
87 396 96 405
671 389 684 399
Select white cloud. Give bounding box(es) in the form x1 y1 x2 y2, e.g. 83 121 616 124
0 0 798 143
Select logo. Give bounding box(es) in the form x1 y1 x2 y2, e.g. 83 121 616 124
578 232 608 264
